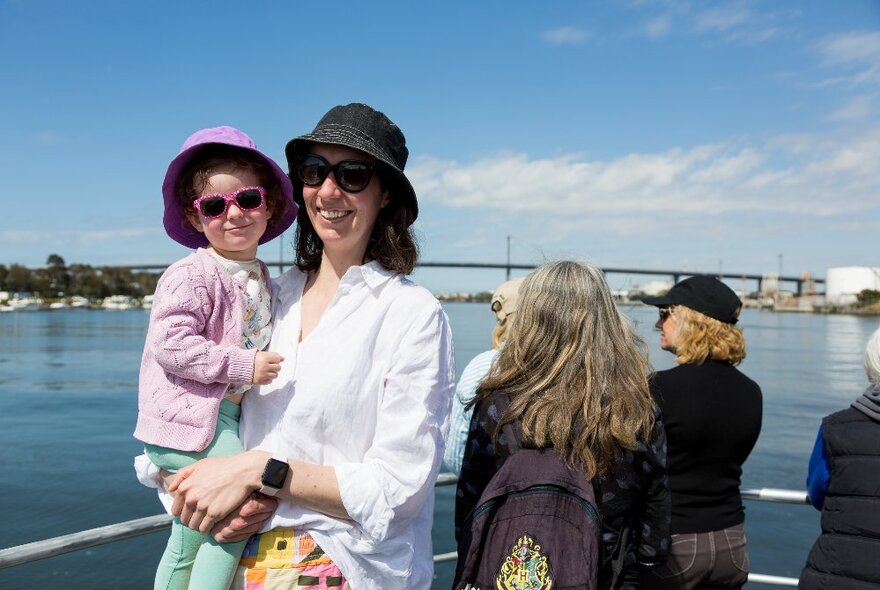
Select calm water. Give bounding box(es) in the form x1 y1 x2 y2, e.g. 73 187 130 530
0 303 877 589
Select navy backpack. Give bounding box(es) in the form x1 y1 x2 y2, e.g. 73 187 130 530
453 417 601 590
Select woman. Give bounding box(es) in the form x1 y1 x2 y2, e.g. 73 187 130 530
443 276 523 475
799 327 880 588
167 103 455 589
641 276 762 590
455 260 669 590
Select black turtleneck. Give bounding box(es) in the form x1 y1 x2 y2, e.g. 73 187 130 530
650 359 763 534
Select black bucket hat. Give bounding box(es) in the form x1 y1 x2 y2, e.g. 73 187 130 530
642 275 742 324
285 103 418 224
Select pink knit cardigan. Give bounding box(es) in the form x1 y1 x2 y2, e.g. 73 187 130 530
134 249 267 452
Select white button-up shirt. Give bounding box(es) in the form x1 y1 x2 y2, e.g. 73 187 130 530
240 261 455 589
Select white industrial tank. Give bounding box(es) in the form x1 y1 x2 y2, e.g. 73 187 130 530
825 267 880 305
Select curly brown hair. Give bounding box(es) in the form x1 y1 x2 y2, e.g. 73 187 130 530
174 145 290 230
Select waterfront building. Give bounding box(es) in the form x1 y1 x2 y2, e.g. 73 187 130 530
826 267 880 305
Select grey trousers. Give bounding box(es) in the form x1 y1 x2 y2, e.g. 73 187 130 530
641 523 749 590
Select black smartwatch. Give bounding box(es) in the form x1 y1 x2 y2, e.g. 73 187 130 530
259 457 290 497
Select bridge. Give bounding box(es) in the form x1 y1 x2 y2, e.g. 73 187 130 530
120 261 824 297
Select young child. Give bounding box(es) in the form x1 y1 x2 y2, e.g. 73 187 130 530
134 126 296 590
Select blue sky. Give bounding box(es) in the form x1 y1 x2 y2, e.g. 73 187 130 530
2 0 879 293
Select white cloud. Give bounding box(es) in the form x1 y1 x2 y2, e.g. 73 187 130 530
814 66 880 89
742 168 796 190
814 32 880 89
0 230 50 243
693 6 751 33
826 95 873 123
688 3 781 45
641 15 672 39
819 31 880 67
410 125 880 241
542 26 591 46
806 129 880 181
687 149 763 183
735 27 781 45
0 227 158 245
600 3 782 45
767 133 827 155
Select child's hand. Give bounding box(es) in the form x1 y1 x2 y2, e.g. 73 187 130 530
253 351 284 385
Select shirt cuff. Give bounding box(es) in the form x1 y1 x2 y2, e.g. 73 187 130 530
335 462 395 544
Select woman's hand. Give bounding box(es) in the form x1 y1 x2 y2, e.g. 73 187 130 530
169 450 268 534
211 494 278 543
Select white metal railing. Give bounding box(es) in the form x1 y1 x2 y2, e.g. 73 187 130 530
748 573 799 587
0 479 808 586
742 487 809 504
0 514 173 569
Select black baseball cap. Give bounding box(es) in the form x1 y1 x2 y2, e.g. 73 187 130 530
642 275 742 324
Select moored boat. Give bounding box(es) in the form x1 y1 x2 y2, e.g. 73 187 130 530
5 296 43 311
101 295 137 310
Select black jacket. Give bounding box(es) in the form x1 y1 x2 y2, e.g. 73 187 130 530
799 407 880 589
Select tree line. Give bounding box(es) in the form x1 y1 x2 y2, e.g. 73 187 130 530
0 255 159 300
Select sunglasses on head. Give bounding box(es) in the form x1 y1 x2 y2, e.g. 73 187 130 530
658 307 675 321
296 154 376 193
192 186 266 218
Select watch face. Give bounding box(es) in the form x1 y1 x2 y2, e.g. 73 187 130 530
262 458 289 488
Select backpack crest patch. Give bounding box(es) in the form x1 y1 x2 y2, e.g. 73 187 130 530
496 534 553 590
453 394 600 590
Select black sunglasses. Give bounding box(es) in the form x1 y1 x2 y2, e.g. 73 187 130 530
658 307 675 321
296 154 376 193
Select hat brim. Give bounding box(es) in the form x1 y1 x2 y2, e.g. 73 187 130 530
163 143 297 249
286 128 418 223
641 294 675 307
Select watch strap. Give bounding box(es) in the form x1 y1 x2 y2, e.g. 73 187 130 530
259 456 289 497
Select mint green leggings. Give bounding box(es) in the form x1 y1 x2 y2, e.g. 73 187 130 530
145 400 246 590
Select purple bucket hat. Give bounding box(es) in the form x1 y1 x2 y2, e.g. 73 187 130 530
162 126 297 249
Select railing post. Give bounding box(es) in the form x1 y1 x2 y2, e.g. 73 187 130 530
279 235 284 275
505 235 511 281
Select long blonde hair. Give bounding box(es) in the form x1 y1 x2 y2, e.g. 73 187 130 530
491 318 513 349
672 305 746 365
472 260 655 479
